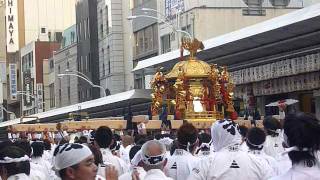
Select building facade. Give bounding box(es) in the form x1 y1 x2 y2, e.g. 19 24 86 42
54 25 78 108
157 0 303 54
97 0 134 95
76 0 100 101
0 0 6 121
20 41 60 116
4 0 76 119
131 0 159 89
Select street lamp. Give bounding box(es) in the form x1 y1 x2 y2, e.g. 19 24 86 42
65 69 90 81
58 73 107 97
0 105 17 120
127 15 192 39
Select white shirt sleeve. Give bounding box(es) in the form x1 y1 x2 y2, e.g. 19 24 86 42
187 158 211 180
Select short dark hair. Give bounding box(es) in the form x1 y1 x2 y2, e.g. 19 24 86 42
79 136 88 144
246 127 266 150
31 141 44 158
95 126 113 148
59 164 79 178
284 113 320 167
43 139 51 151
177 123 198 151
129 145 142 161
263 116 281 137
14 140 32 157
0 146 30 176
238 125 248 138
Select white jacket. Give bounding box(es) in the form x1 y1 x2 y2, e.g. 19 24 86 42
144 169 173 180
248 150 281 175
270 163 320 180
263 135 285 160
165 149 200 180
30 162 47 180
187 147 275 180
99 148 129 177
8 173 31 180
119 167 146 180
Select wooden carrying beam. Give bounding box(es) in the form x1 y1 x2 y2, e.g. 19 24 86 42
60 120 127 131
10 123 57 132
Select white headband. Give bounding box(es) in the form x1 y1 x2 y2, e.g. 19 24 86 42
246 138 264 149
0 155 30 164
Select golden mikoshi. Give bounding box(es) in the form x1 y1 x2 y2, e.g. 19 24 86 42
150 38 235 122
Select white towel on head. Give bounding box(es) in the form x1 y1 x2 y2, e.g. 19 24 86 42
53 143 92 171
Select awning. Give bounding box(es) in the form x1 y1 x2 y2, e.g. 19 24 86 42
132 3 320 72
0 89 151 127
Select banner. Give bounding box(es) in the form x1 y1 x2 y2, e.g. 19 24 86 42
9 63 17 100
165 0 184 19
6 0 19 52
36 83 43 113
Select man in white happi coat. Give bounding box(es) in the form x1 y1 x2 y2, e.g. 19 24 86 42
270 113 320 180
262 116 286 160
245 127 281 175
165 123 200 180
119 145 146 180
94 126 129 177
138 140 172 180
187 119 275 180
0 146 32 180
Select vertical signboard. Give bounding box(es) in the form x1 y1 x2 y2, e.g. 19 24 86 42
36 83 43 113
23 71 33 106
0 82 3 122
165 0 185 19
6 0 19 52
9 63 17 100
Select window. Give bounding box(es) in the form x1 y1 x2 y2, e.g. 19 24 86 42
161 34 171 54
71 31 75 43
49 84 55 108
107 47 111 74
103 63 105 77
67 87 71 103
78 91 81 101
41 27 46 34
87 18 90 38
88 53 91 72
59 89 62 107
100 9 103 38
58 65 61 74
101 48 105 77
55 32 63 43
100 24 103 38
83 19 87 40
106 6 109 35
79 22 82 40
67 61 70 69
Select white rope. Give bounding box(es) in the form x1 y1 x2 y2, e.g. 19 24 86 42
0 155 30 163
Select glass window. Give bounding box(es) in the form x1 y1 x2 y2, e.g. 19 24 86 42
161 34 171 54
106 6 109 35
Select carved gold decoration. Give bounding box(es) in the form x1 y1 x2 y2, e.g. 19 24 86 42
150 38 235 123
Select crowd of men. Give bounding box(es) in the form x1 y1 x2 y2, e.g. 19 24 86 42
0 112 320 180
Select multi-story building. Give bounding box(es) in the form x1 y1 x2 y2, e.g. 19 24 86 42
76 0 100 101
0 0 6 121
54 25 78 108
131 0 159 89
97 0 134 95
20 41 60 116
157 0 303 54
4 0 76 119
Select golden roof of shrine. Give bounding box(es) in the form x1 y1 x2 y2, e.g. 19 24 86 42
165 58 211 79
